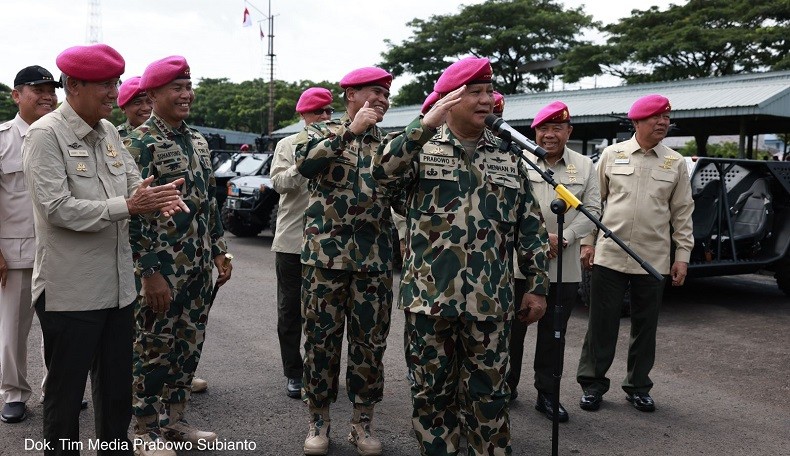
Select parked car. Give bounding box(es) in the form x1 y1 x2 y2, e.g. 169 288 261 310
213 152 273 214
221 170 280 238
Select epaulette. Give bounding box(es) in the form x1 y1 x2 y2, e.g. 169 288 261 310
0 120 13 132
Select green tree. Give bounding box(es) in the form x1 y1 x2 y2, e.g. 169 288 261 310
190 78 343 132
560 0 790 84
379 0 595 106
0 83 17 122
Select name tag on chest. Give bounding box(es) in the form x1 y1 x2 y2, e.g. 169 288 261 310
68 149 89 157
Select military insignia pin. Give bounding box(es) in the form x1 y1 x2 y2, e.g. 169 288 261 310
76 163 87 172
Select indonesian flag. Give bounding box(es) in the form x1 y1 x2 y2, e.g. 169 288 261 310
242 7 252 27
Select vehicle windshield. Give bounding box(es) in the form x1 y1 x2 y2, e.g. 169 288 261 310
234 156 265 175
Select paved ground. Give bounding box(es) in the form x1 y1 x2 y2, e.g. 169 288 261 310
1 233 788 455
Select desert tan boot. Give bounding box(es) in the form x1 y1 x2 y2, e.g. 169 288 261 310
192 377 208 393
133 431 177 456
347 405 382 456
161 401 217 444
304 408 330 455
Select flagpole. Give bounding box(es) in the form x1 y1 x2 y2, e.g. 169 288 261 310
246 0 276 145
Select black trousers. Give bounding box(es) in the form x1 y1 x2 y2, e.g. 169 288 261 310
36 293 133 456
508 280 577 395
275 252 304 379
576 265 665 395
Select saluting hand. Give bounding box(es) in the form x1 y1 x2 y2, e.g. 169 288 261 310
422 86 466 129
349 101 380 135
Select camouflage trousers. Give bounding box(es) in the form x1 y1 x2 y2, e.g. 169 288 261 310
405 312 512 456
132 269 213 428
301 265 392 409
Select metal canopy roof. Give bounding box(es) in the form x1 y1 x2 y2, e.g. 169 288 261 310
273 70 790 141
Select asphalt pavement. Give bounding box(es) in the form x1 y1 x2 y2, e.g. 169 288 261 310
1 233 788 455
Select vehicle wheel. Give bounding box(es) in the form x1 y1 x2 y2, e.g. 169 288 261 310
221 206 260 237
775 259 790 296
268 204 279 235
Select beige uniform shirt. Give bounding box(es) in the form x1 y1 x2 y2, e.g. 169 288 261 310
517 147 600 283
23 100 142 311
587 136 694 275
270 133 308 254
0 114 35 269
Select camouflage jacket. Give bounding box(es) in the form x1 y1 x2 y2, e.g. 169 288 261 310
294 114 395 272
124 113 227 276
117 121 133 139
372 116 549 321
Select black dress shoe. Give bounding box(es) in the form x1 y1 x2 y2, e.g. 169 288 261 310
579 391 603 411
286 377 303 399
535 392 569 422
1 402 27 423
626 392 655 412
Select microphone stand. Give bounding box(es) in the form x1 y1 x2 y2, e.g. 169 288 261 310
496 128 662 456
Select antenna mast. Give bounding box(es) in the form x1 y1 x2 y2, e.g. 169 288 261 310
86 0 102 44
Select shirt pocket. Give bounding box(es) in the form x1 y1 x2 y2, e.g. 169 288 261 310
65 158 97 178
1 156 26 192
607 165 634 194
482 173 518 224
649 168 676 201
559 174 586 198
321 151 357 190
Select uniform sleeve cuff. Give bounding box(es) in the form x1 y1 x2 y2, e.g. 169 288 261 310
107 196 130 222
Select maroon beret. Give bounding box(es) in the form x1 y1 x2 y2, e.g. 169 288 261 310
531 101 570 128
421 57 493 114
493 91 505 115
56 44 125 82
296 87 333 114
117 76 146 108
140 56 191 90
340 67 392 90
628 94 671 120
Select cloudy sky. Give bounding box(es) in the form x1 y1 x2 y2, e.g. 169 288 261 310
1 0 661 95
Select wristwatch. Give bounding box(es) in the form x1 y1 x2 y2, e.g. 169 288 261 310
141 266 159 278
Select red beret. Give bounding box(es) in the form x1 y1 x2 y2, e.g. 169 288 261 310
340 67 392 90
531 101 570 128
493 91 505 114
117 76 146 108
296 87 333 114
56 44 125 82
628 94 671 120
140 56 191 90
421 57 493 114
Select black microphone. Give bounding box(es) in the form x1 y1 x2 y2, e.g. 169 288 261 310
485 114 547 159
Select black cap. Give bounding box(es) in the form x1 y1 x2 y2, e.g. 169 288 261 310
14 65 61 88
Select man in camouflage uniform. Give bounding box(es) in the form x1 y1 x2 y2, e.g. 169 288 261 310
295 66 396 456
372 57 549 456
125 56 232 455
116 76 152 138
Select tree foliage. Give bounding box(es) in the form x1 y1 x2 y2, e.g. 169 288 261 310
108 78 343 133
0 83 17 122
379 0 595 106
560 0 790 84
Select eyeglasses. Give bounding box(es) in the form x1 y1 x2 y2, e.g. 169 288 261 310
312 107 334 116
89 79 122 92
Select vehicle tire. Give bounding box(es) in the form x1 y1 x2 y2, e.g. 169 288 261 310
221 206 261 237
268 204 279 235
775 258 790 296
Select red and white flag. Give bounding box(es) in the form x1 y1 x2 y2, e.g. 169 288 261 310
259 24 265 40
242 7 252 27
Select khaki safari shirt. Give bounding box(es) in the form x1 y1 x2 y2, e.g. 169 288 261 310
0 114 36 270
518 147 600 283
23 100 142 311
585 136 694 275
270 133 308 255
